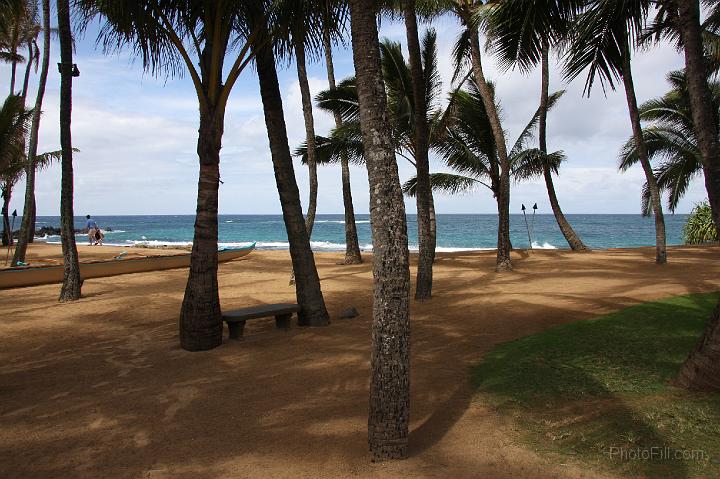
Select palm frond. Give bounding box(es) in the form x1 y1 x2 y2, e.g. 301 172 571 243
403 172 480 197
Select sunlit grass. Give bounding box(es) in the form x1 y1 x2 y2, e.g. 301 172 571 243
473 293 720 478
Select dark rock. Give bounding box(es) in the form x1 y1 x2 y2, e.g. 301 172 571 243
338 307 359 319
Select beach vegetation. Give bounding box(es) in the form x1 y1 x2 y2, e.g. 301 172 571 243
683 201 718 244
619 70 712 216
473 292 720 478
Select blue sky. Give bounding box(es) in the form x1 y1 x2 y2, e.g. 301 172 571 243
2 12 706 216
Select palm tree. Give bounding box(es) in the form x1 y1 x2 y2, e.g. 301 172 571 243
301 32 442 266
403 84 568 250
2 148 61 247
348 0 411 460
250 3 329 327
13 0 49 265
672 0 720 242
564 0 667 264
319 0 362 265
0 94 29 198
57 0 81 301
447 0 512 271
275 0 325 240
0 93 31 245
80 0 329 348
618 70 711 215
666 0 720 391
399 0 434 299
486 0 587 251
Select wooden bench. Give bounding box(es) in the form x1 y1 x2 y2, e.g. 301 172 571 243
222 303 301 339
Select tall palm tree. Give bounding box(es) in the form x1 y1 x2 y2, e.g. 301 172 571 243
486 0 587 250
666 0 720 391
57 0 81 301
348 0 411 460
319 0 362 265
564 0 667 263
80 1 329 348
447 0 512 271
400 0 434 299
275 0 325 240
13 0 49 265
619 70 711 215
251 2 329 327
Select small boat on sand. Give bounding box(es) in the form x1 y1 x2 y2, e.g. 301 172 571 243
0 243 255 289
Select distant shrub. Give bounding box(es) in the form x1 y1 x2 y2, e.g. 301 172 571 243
683 201 718 244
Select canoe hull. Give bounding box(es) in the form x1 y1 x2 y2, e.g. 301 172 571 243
0 245 255 290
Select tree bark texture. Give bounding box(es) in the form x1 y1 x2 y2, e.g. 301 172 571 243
254 40 330 327
57 0 81 301
178 110 223 351
349 0 411 461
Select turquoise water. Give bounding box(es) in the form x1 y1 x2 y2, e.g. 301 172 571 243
35 214 689 251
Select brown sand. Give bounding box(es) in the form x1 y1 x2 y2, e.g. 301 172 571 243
1 243 719 478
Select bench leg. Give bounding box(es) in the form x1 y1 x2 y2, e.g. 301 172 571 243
227 321 246 340
275 313 292 330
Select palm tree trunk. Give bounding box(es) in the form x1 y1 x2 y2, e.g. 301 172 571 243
675 0 720 237
14 0 50 265
538 44 587 251
673 0 720 391
349 0 411 460
20 43 33 101
621 47 667 264
468 28 512 271
322 22 362 264
254 39 330 328
178 109 223 351
294 42 319 239
1 186 10 247
403 0 433 300
27 198 35 243
675 300 720 390
57 0 81 301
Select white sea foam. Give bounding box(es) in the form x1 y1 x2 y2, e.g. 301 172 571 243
531 241 557 249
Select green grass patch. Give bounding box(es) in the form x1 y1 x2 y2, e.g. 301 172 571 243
473 293 720 478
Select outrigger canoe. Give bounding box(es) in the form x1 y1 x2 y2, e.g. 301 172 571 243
0 243 255 289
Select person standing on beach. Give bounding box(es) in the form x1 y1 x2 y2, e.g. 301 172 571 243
86 215 100 245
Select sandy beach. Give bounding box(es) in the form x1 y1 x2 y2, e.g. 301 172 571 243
1 243 719 478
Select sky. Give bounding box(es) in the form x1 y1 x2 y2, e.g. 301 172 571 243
1 10 708 217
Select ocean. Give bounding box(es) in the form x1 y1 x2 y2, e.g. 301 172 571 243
34 214 690 252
